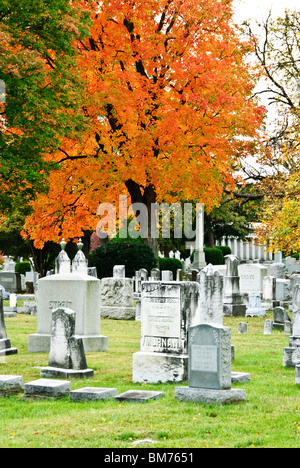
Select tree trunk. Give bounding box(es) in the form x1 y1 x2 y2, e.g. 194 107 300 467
125 179 159 257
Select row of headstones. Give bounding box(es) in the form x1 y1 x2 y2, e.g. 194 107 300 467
0 306 246 405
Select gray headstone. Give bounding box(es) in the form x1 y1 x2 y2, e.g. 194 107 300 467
238 323 247 334
40 308 94 378
264 319 273 335
150 268 160 281
0 290 18 356
188 323 232 390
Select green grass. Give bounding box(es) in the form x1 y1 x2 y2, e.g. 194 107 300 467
0 313 299 448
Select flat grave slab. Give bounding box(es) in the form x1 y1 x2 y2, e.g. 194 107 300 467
114 390 165 403
23 378 71 400
69 387 117 402
231 372 251 384
0 375 23 396
40 367 94 379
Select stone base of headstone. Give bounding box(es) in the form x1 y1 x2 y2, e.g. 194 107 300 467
70 387 117 402
28 333 108 353
115 390 165 403
246 307 266 317
0 375 23 396
0 338 18 356
296 365 300 385
40 366 94 379
23 379 71 400
100 306 136 320
4 308 17 317
283 346 300 367
175 386 246 405
223 303 246 317
191 250 206 270
132 352 188 383
231 372 250 384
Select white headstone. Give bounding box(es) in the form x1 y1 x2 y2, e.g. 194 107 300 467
28 273 108 353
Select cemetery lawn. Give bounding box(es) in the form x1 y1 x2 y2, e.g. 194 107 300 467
0 314 299 448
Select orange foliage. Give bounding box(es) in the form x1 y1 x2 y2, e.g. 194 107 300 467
23 0 266 247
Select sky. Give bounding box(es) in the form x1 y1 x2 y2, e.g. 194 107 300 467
233 0 299 24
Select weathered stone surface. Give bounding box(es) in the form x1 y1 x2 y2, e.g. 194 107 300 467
69 387 117 402
23 379 71 399
28 273 107 353
175 386 246 404
133 281 199 383
114 390 165 403
188 324 232 391
0 375 23 395
100 278 135 319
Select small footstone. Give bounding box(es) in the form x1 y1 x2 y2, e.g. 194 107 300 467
231 372 250 384
0 375 23 396
23 378 71 400
69 387 117 402
114 390 165 403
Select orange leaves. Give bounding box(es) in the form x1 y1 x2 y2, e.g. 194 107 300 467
22 0 266 247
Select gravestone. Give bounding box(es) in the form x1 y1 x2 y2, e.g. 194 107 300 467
176 269 183 282
0 375 23 396
132 281 200 383
283 283 300 367
238 323 247 334
267 263 286 279
40 308 94 379
175 324 246 404
0 272 22 294
273 306 291 330
197 264 223 325
276 279 291 303
114 390 165 403
264 319 273 335
150 268 160 281
23 379 71 400
262 276 277 310
0 290 18 357
28 272 108 353
161 270 173 281
246 293 266 317
238 263 268 294
100 272 135 320
70 387 117 402
113 265 125 279
223 255 246 317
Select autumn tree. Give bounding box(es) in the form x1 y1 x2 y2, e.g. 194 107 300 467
0 0 91 271
21 0 265 255
244 9 300 253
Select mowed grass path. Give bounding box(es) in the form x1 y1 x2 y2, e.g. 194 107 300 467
0 313 299 448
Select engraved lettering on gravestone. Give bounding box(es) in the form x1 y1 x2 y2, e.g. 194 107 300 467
191 345 218 373
141 291 181 352
49 300 73 310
